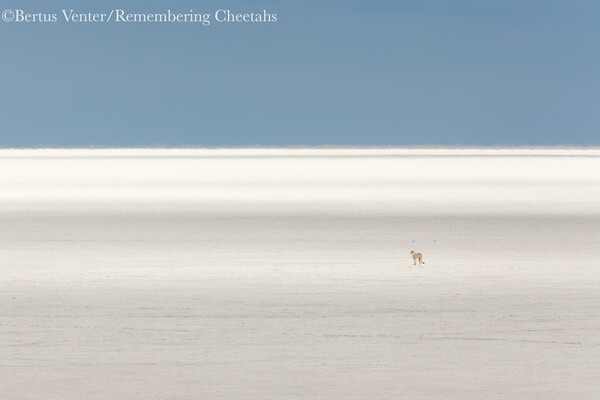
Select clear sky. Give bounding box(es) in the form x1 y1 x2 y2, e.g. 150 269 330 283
0 0 598 147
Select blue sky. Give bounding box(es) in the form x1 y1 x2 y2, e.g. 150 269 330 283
0 0 598 147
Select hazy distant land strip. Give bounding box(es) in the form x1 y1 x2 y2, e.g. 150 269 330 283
1 148 600 159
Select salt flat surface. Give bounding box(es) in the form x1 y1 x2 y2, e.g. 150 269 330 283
1 149 599 399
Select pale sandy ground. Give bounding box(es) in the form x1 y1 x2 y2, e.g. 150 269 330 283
1 149 599 399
